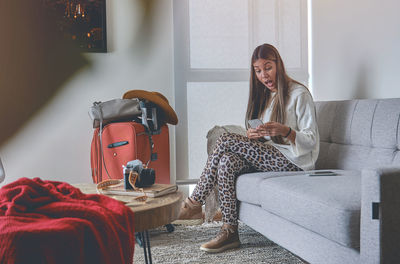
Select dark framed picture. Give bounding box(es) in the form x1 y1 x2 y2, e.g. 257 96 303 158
43 0 107 53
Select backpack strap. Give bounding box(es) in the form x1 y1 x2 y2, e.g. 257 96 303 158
95 104 113 180
139 101 160 167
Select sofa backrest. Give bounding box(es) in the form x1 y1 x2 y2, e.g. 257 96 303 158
315 99 400 170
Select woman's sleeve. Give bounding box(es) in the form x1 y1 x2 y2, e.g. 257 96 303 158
290 91 319 157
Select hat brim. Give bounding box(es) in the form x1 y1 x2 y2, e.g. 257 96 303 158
123 90 178 125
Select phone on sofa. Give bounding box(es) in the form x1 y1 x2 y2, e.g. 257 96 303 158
308 171 337 176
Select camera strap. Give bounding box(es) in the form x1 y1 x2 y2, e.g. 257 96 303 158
96 171 148 202
96 179 122 190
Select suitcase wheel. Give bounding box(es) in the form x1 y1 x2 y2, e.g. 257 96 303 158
165 224 175 233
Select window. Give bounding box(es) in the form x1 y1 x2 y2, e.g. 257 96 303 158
174 0 308 180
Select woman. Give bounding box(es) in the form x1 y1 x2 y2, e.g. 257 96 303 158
178 43 319 253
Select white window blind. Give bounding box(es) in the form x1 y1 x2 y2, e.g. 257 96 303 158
189 0 249 69
187 82 249 179
174 0 308 181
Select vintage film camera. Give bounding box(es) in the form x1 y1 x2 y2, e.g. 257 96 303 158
123 160 156 189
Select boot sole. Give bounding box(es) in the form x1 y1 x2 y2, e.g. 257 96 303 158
172 218 204 226
200 240 240 253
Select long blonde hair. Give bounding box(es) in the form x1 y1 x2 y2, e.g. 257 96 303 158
245 44 304 144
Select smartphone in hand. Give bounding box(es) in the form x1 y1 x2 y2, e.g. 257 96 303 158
248 119 263 129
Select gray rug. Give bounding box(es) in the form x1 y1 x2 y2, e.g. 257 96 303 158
134 222 307 263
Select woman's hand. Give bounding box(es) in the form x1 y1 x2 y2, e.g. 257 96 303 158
257 121 290 137
246 128 263 139
247 122 295 142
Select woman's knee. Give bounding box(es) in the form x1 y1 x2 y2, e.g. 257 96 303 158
215 133 230 146
215 133 246 148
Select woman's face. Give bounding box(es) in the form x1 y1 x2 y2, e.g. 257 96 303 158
253 58 277 92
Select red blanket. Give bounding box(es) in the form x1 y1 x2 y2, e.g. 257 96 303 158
0 178 135 264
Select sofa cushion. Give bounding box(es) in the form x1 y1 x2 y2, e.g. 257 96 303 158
258 170 361 248
315 99 400 170
236 171 308 206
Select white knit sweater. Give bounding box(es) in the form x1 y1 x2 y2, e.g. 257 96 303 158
261 83 319 171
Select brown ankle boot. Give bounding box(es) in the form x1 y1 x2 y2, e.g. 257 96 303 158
173 197 203 225
200 224 240 253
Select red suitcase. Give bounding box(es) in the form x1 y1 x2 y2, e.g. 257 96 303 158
90 122 170 184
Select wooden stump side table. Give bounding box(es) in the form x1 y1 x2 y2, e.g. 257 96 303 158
74 183 183 264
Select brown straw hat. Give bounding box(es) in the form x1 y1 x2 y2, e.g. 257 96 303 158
123 90 178 125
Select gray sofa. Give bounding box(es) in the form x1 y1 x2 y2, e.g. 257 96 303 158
235 99 400 264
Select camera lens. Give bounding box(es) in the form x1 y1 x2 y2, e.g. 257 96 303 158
136 168 156 187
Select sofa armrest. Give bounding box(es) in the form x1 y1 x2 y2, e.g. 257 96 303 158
361 167 400 264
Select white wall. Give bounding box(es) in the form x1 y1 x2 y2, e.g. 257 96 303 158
0 0 176 186
3 0 399 187
312 0 400 101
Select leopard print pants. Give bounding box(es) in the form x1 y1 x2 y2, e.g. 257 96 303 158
191 133 302 226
